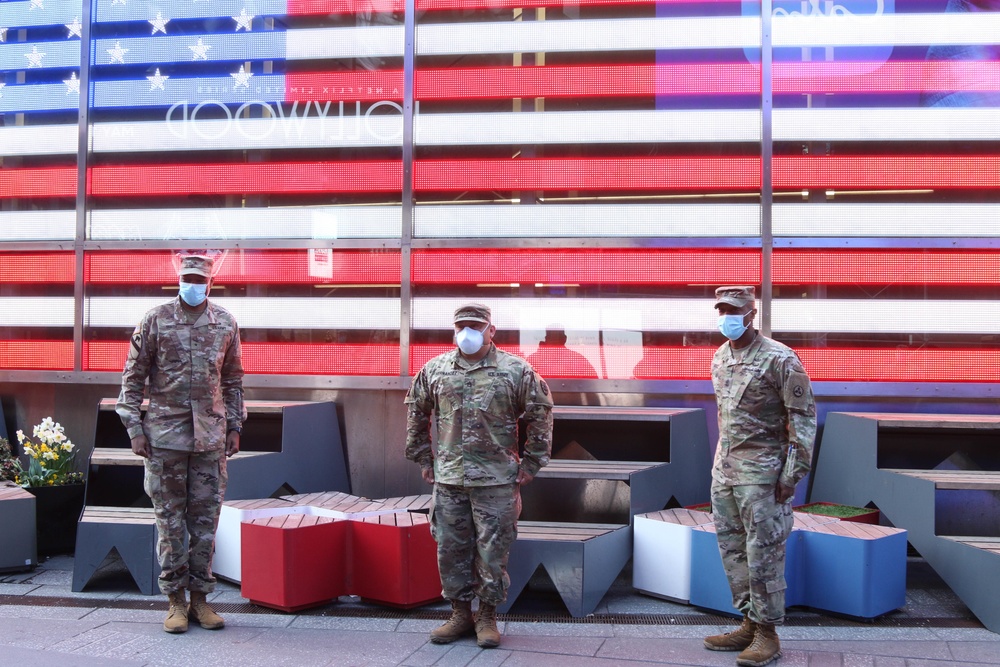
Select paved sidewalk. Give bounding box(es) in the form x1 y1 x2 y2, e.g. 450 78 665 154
1 555 998 667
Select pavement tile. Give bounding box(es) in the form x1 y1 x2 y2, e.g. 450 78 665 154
429 644 484 667
0 582 42 594
930 628 1000 641
2 645 144 667
0 570 38 584
504 621 614 637
0 603 97 621
0 615 108 649
612 623 730 639
467 648 513 666
399 640 455 666
24 569 75 585
493 634 606 657
595 637 740 666
947 641 1000 664
290 615 402 632
782 640 953 660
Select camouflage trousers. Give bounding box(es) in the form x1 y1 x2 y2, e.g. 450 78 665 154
144 448 228 595
430 482 521 605
711 480 794 625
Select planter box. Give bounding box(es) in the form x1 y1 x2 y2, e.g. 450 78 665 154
795 502 880 524
683 503 712 513
28 483 85 557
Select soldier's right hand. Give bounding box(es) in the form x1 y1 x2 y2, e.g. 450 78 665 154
131 434 151 459
420 466 435 484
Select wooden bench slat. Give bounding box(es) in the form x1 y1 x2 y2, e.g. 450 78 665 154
884 469 1000 490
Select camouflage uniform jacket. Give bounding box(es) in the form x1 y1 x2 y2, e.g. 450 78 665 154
405 344 554 487
711 333 816 488
117 298 246 453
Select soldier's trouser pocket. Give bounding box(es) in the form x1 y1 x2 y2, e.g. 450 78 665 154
746 488 793 623
144 457 163 500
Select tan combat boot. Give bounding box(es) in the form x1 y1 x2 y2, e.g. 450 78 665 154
163 590 188 634
703 615 755 651
189 591 226 630
736 622 781 667
474 603 501 649
430 599 475 644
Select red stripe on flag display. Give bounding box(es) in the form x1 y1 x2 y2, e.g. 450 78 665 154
415 64 760 99
774 250 1000 285
89 163 403 196
0 253 75 284
1 168 78 199
412 249 761 285
85 251 401 285
0 341 74 370
87 341 401 375
286 0 739 15
775 156 1000 190
415 157 761 191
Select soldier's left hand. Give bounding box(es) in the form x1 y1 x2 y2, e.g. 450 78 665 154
516 469 534 485
225 430 240 457
775 482 794 504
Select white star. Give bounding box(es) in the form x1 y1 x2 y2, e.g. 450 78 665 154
0 83 5 98
66 17 82 39
149 11 169 35
25 46 46 67
230 64 253 89
111 0 127 6
189 38 212 61
64 72 80 94
147 68 169 91
233 8 254 32
0 27 7 43
29 0 44 10
107 41 129 64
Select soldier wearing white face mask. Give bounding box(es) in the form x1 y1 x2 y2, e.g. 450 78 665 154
405 303 553 649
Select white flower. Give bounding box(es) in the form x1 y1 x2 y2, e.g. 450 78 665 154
24 446 35 457
16 430 25 443
42 451 57 461
61 442 74 453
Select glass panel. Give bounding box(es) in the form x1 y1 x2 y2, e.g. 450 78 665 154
0 0 82 241
411 0 764 379
86 0 405 240
771 0 1000 385
83 249 401 375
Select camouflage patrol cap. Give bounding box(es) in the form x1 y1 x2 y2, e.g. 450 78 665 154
454 302 491 325
714 286 755 309
178 255 214 278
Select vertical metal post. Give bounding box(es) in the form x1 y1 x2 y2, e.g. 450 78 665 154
73 3 94 372
760 0 774 336
399 0 416 378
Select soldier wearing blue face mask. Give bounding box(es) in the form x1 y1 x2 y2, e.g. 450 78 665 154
705 286 816 667
405 302 553 649
117 254 245 635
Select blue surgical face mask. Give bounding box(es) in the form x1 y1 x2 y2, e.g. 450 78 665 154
178 281 208 307
718 313 749 341
455 325 487 355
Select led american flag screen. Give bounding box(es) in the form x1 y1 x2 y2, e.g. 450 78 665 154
0 0 998 385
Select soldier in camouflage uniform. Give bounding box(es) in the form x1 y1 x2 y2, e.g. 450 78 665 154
117 254 246 635
406 303 553 649
704 286 816 667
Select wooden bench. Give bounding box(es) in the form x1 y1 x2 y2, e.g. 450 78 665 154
883 469 1000 490
231 493 439 611
73 398 350 595
811 412 1000 632
944 536 1000 555
0 482 36 572
500 520 633 617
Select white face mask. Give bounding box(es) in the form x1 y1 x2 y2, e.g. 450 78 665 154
455 325 487 355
